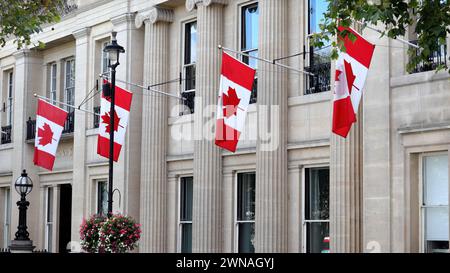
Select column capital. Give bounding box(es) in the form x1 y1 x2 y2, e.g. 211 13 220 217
12 49 41 60
72 27 91 39
186 0 228 12
135 7 174 28
111 12 136 27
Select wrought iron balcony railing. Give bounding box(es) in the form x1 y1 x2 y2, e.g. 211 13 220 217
180 90 195 115
26 118 36 141
409 40 448 73
1 125 12 144
26 112 74 141
304 61 331 95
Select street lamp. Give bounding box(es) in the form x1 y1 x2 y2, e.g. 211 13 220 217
103 31 125 217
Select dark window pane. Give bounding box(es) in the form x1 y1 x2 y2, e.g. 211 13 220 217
305 168 329 220
185 22 197 65
181 91 195 115
184 65 196 91
238 222 255 253
237 173 255 221
180 177 193 221
97 182 108 216
306 222 329 253
181 223 192 253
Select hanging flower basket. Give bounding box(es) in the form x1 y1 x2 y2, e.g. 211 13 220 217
80 214 141 253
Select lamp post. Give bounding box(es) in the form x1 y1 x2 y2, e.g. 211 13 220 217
9 169 35 253
103 31 125 217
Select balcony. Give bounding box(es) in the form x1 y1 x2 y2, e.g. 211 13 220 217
304 61 331 95
1 125 12 144
180 90 195 115
93 106 101 128
409 40 448 73
26 112 75 141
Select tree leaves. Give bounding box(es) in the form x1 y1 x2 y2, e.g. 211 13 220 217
311 0 450 73
38 123 54 146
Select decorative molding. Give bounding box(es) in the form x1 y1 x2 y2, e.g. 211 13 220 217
111 12 136 27
72 27 91 39
135 7 174 28
12 48 41 60
186 0 228 12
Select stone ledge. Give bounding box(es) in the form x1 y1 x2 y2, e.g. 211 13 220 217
391 70 450 88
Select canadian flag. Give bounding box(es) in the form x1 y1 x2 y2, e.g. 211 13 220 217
33 99 68 171
215 52 256 152
97 81 133 161
333 26 375 138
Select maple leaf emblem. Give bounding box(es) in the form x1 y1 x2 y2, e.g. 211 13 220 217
101 110 122 133
38 123 54 146
344 60 356 94
222 87 241 118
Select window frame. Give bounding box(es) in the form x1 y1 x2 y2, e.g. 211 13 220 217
418 152 449 253
50 63 57 105
7 71 13 126
177 175 193 253
239 1 259 104
301 165 330 253
101 41 110 75
2 187 10 249
96 180 108 217
44 187 54 252
234 170 256 253
64 58 75 111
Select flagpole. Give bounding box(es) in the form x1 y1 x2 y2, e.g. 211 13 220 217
33 94 100 116
356 21 420 49
218 45 315 76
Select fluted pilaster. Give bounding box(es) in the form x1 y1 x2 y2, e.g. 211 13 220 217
192 1 225 253
255 0 289 253
330 106 363 253
138 7 173 253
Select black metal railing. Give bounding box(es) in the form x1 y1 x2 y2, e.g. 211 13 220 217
26 112 74 141
93 106 101 128
62 111 75 134
304 61 331 95
180 91 195 115
409 40 448 73
26 118 36 140
1 125 12 144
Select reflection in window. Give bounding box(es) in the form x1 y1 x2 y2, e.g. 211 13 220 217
241 3 258 104
304 167 329 253
180 177 193 253
422 154 449 253
181 21 197 115
97 181 108 216
50 64 57 105
7 71 13 126
3 188 10 248
236 172 256 253
64 59 75 111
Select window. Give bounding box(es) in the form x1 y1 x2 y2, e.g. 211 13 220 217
181 21 197 115
179 177 193 253
45 187 53 252
102 41 109 75
7 71 13 126
50 64 57 105
241 3 259 104
236 172 256 253
421 154 449 253
305 0 331 94
304 167 329 253
3 188 10 248
97 181 108 216
64 58 75 110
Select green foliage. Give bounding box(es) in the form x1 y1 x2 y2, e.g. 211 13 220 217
0 0 65 49
311 0 450 73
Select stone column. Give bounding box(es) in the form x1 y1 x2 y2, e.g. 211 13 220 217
187 0 226 253
330 107 363 253
135 7 173 253
71 27 90 243
255 0 289 253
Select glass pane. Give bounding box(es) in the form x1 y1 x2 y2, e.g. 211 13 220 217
46 223 53 252
306 168 329 220
306 222 329 253
181 223 192 253
426 241 449 253
423 154 449 206
180 177 193 221
242 50 258 69
98 182 108 216
309 0 328 35
185 22 197 65
47 187 53 222
184 65 196 91
237 173 256 221
242 4 259 51
425 207 449 241
238 222 255 253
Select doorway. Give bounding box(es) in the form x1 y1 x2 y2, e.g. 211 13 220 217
58 184 72 253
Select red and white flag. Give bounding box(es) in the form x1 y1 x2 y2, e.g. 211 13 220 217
215 52 256 152
97 81 133 161
33 99 68 171
333 26 375 138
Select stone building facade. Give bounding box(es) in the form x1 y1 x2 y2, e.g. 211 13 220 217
0 0 449 253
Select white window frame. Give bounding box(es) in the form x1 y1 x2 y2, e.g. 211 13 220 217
44 187 54 252
101 41 110 75
182 20 197 93
234 170 256 253
301 165 330 253
177 175 193 253
7 71 13 126
419 152 449 253
64 58 75 111
3 187 11 248
50 63 57 105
